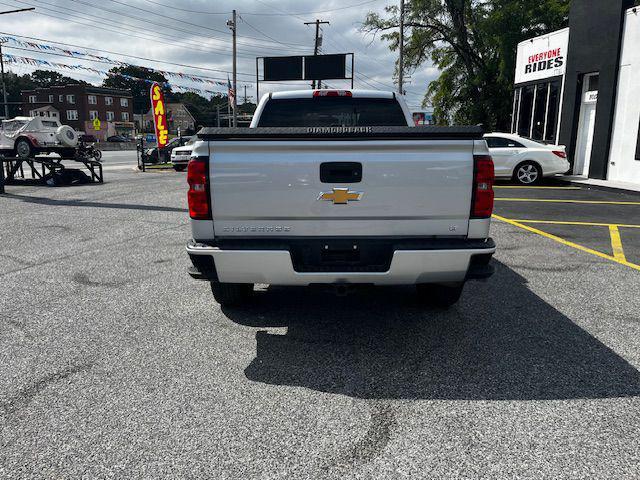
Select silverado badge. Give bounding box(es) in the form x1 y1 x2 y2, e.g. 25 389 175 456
317 188 363 205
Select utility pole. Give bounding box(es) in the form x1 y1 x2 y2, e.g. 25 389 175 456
0 8 35 119
227 10 238 127
0 7 34 194
398 0 405 95
243 85 247 104
0 41 8 120
304 19 329 89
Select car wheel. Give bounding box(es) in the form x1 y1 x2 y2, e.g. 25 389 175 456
173 164 186 172
513 161 542 185
210 282 253 306
416 282 464 308
15 138 33 158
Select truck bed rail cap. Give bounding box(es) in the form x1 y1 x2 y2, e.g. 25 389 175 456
197 125 485 141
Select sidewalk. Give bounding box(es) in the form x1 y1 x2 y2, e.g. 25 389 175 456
559 175 640 194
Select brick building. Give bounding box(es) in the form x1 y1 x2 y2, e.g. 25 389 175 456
21 85 135 140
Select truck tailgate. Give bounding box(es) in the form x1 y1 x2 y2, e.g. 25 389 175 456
209 139 475 237
199 125 484 238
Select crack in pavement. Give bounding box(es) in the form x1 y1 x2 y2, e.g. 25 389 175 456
72 272 128 288
329 402 397 472
0 362 94 417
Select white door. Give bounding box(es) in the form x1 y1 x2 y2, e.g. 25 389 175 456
490 147 524 176
485 137 525 177
573 74 599 176
574 104 597 176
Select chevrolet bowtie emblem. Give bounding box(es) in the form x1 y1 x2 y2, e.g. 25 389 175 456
317 188 363 205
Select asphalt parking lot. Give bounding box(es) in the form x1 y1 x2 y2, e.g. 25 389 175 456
1 157 639 478
493 180 640 269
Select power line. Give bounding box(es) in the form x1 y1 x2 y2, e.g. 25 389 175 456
0 31 255 78
0 30 320 87
252 0 307 22
239 15 309 50
1 45 253 85
137 0 383 16
4 0 306 57
99 0 310 50
0 0 241 57
7 56 230 96
136 0 229 15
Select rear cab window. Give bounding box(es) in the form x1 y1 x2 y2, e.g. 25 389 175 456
257 97 409 127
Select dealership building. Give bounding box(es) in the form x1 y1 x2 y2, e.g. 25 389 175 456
512 0 640 187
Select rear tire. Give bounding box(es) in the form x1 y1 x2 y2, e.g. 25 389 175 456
173 164 186 172
513 161 542 185
210 282 253 306
15 138 33 158
416 282 464 308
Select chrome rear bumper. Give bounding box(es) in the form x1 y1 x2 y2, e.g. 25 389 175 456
187 238 495 285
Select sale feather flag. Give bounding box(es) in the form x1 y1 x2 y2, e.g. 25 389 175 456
150 82 169 149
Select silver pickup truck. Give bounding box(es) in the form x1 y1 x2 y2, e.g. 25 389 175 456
186 90 495 307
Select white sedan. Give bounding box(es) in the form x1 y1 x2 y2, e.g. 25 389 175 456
484 133 571 185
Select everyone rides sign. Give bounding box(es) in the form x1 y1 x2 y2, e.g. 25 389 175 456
150 82 169 149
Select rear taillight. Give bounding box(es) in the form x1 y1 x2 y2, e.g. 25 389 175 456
313 90 352 97
187 156 211 220
471 155 494 218
552 150 567 159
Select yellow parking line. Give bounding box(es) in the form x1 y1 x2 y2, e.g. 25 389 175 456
508 219 640 229
492 214 640 272
494 186 582 190
609 225 627 262
495 198 640 205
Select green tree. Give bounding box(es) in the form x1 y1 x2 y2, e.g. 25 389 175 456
3 72 35 117
363 0 570 129
2 70 88 118
102 65 170 115
29 70 87 88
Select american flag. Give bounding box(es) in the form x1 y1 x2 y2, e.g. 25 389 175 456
227 76 236 109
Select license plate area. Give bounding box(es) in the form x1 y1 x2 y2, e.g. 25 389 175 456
291 240 392 272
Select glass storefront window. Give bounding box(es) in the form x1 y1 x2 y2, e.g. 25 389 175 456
511 89 521 133
532 83 548 140
512 79 563 143
517 85 534 137
545 80 561 143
